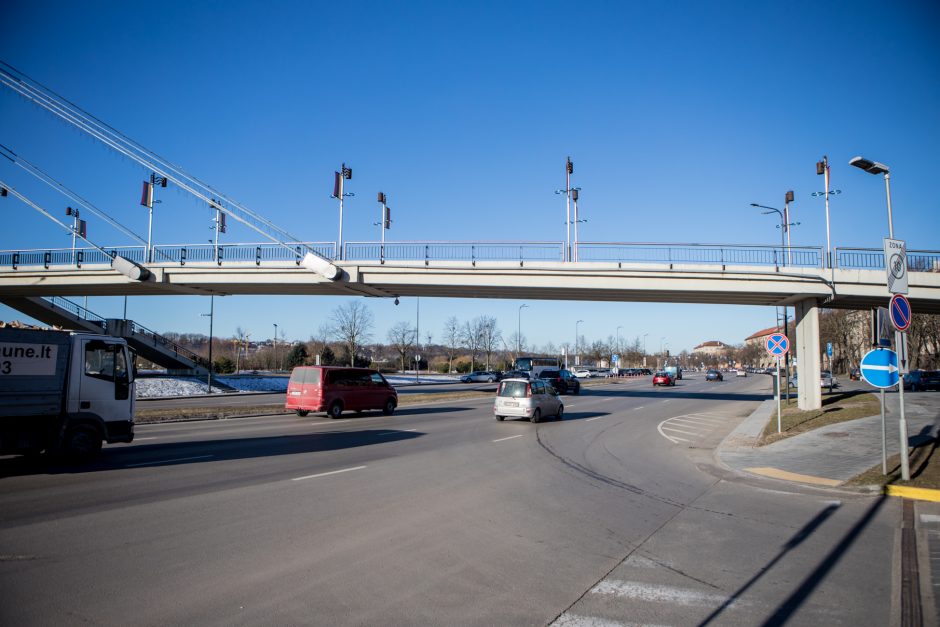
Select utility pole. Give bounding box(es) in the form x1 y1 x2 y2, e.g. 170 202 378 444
333 164 353 260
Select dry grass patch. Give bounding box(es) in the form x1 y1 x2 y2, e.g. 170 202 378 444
760 390 881 445
849 439 940 490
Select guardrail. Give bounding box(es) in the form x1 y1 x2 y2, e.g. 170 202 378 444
1 242 937 272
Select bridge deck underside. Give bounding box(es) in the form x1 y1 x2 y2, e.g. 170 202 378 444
1 262 938 313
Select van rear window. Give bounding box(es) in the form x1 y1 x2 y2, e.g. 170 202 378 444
499 381 528 398
289 368 321 385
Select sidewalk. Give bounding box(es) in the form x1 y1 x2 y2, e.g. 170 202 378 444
717 393 940 488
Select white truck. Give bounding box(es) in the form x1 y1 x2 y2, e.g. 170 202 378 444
0 327 135 459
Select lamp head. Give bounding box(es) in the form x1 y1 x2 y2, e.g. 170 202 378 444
849 156 889 175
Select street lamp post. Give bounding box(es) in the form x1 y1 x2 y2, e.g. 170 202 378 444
554 157 575 262
273 323 278 373
376 192 391 259
200 296 214 393
517 304 528 356
643 333 648 367
850 155 910 480
660 336 666 369
813 156 842 268
575 320 583 367
332 164 353 260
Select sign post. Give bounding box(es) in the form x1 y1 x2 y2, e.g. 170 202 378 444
765 333 790 434
860 346 908 479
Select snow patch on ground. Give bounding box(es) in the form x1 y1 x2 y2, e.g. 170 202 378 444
136 373 462 398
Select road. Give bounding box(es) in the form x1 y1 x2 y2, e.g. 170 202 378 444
0 374 896 625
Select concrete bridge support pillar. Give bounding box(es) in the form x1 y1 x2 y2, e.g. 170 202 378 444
795 299 822 411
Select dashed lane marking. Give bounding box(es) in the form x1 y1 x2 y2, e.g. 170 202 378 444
493 434 524 443
585 416 605 422
292 465 367 481
660 426 701 437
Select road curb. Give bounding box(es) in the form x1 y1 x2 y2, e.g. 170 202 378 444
886 485 940 503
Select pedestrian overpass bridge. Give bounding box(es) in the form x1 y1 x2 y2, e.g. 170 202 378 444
1 240 938 412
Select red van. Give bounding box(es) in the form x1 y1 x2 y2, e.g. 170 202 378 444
286 366 398 418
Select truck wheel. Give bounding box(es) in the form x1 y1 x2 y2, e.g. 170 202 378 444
63 425 102 460
328 401 344 419
382 398 396 415
296 410 310 417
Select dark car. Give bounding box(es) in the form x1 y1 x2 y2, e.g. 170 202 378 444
849 368 862 381
904 370 940 392
500 369 531 380
537 369 581 395
705 369 723 382
652 371 675 386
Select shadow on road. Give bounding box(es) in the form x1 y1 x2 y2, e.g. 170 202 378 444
597 387 771 403
697 495 888 627
0 429 425 477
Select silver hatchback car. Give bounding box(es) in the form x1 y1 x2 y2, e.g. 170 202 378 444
494 378 564 423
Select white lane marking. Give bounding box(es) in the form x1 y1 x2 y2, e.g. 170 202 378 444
493 434 524 442
311 420 350 426
292 465 367 481
669 418 716 428
635 406 645 410
661 426 701 436
922 514 940 523
683 414 727 423
662 399 672 403
657 421 689 443
591 579 745 609
126 455 214 468
377 429 418 436
585 416 604 422
133 437 158 441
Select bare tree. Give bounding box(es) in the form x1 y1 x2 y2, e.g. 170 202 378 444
387 321 417 372
461 319 484 372
478 316 502 370
326 301 374 366
442 316 461 374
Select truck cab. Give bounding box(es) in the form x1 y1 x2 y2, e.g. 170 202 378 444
0 328 135 459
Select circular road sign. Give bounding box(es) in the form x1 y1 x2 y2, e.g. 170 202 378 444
860 348 900 389
765 333 789 356
889 294 912 332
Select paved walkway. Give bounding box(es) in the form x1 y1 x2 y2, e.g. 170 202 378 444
717 390 940 486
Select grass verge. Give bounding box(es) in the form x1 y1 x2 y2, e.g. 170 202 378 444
848 438 940 490
759 389 881 445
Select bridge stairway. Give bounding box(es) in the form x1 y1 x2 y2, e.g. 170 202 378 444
0 296 209 375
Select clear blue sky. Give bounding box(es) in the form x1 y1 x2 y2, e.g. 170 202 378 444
1 1 938 354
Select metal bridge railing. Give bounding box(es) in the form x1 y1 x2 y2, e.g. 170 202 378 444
44 296 107 328
576 242 824 268
835 247 940 272
128 320 203 364
1 242 938 273
344 241 565 264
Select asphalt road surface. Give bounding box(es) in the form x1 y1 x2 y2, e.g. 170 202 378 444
1 374 896 625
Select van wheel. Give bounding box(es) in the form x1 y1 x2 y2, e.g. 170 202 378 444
296 410 309 417
382 398 396 415
530 409 541 423
495 415 505 421
63 425 102 460
328 401 344 419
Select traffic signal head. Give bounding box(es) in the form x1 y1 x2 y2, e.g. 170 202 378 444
566 158 573 174
377 191 386 204
0 187 7 197
219 212 227 233
785 190 794 203
66 206 74 216
816 160 825 175
384 207 391 229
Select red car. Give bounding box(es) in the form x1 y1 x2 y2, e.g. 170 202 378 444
653 371 676 386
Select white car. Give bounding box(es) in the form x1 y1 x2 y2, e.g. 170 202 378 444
736 369 747 377
573 369 593 378
494 378 564 423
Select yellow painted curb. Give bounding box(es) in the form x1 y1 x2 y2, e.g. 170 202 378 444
744 467 842 487
885 485 940 503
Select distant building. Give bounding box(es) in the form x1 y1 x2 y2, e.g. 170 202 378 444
744 325 782 348
692 341 730 356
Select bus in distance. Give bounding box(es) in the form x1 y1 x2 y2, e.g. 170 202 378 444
514 355 561 373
